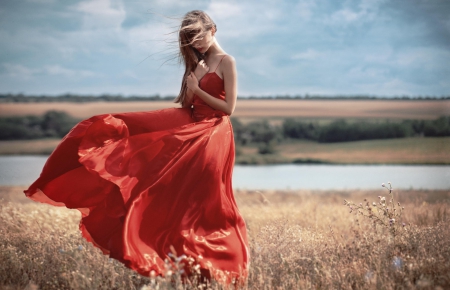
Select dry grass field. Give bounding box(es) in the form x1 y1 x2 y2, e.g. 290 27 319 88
238 137 450 164
1 99 449 120
0 139 61 155
1 186 449 289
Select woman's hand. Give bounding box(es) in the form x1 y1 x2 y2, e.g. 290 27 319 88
189 55 237 115
194 60 209 81
186 72 199 94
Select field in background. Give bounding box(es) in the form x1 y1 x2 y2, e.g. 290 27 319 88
2 137 449 164
237 137 450 164
0 139 61 155
1 186 449 289
1 99 449 120
1 100 449 164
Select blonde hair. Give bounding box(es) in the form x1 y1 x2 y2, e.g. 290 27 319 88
174 10 217 105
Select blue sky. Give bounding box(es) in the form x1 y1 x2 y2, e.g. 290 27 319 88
0 0 449 97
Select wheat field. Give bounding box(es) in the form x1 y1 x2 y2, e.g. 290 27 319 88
1 99 449 120
1 186 449 289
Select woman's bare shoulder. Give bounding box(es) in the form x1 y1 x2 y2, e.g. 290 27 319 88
221 54 236 70
223 54 235 63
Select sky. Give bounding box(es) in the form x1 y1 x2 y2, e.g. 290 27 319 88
0 0 449 97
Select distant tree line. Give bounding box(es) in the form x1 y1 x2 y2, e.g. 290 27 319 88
0 111 78 140
0 94 171 103
231 117 450 154
1 111 449 154
1 93 449 103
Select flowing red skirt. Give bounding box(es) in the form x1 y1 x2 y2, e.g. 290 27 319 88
24 106 249 284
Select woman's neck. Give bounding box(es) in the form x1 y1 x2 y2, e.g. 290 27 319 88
205 39 224 57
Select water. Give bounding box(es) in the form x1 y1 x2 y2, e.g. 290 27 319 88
1 155 449 190
1 156 49 187
233 164 450 190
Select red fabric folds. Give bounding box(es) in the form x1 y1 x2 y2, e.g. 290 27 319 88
24 72 249 284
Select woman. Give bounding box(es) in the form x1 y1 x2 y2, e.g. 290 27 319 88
24 10 249 285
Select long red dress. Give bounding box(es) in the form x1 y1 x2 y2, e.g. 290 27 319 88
24 62 249 283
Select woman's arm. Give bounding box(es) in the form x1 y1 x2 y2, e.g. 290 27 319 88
186 56 237 115
182 89 194 108
182 60 210 108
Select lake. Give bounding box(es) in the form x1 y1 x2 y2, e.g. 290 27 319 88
1 156 449 190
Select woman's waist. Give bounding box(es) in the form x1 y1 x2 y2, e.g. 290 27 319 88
191 101 227 121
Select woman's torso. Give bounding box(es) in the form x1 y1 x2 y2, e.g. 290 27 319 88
191 56 227 121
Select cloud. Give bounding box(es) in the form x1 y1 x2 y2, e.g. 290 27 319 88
2 64 39 79
291 49 321 60
294 0 316 20
44 65 100 78
26 0 56 3
323 0 387 28
72 0 126 29
0 0 449 96
2 63 100 79
207 2 243 21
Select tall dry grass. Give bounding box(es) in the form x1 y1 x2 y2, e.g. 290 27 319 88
1 186 449 289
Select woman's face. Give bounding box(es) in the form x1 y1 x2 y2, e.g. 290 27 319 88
191 28 215 54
